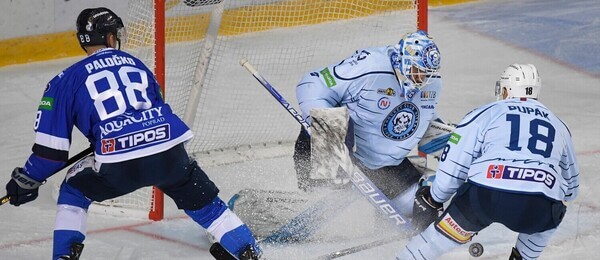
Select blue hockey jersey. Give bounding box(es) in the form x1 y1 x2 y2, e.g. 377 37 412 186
25 48 192 181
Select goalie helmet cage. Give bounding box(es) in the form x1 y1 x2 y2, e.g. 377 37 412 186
112 0 428 220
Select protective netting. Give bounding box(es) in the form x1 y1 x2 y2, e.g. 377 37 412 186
108 0 418 217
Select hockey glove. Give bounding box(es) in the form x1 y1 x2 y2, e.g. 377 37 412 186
412 179 443 231
5 167 43 206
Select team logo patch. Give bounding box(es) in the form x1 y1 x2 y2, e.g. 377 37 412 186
449 132 461 144
319 67 336 87
422 44 441 70
486 164 556 188
420 91 436 99
377 88 396 96
39 97 54 111
381 101 419 140
436 214 475 244
100 124 171 154
378 97 390 110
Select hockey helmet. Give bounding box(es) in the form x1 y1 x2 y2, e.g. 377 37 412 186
390 30 441 99
76 7 126 50
495 64 541 100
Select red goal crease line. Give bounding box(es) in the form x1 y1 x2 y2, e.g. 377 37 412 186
0 215 198 251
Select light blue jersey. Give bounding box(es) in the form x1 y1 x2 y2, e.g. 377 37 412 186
431 98 579 203
296 46 442 169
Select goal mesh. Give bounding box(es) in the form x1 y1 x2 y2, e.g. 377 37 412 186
111 0 420 219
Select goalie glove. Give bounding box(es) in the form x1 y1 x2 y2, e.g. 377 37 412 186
418 118 456 156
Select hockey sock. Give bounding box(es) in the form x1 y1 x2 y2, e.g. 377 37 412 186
515 228 556 259
53 205 87 260
396 224 460 260
185 196 260 258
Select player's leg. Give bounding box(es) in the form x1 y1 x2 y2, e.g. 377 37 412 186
362 159 427 227
489 192 566 259
396 182 490 259
511 228 557 260
54 183 90 260
53 156 96 260
158 149 261 259
54 147 180 259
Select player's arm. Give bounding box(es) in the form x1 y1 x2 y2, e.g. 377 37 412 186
5 74 74 206
295 71 341 124
561 130 579 202
429 106 491 203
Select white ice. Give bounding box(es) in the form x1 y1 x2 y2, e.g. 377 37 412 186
1 1 599 259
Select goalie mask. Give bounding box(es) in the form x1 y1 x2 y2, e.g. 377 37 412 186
390 30 441 99
495 64 541 100
76 7 126 50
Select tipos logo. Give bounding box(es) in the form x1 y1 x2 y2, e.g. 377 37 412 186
101 124 170 154
486 164 556 188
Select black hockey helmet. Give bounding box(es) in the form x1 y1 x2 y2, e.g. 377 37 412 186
76 7 125 50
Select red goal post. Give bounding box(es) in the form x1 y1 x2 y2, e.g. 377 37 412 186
118 0 429 221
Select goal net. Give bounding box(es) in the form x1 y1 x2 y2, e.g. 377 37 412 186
107 0 424 220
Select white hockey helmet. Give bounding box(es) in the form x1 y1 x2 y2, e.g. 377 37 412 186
495 64 541 100
390 30 441 99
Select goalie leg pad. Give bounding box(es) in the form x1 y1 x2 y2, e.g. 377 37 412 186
227 189 312 238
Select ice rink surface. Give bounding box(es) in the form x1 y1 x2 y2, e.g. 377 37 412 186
1 0 599 259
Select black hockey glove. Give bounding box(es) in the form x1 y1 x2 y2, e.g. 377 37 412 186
412 184 443 231
5 167 43 206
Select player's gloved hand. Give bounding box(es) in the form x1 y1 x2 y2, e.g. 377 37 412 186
5 167 44 206
412 177 443 231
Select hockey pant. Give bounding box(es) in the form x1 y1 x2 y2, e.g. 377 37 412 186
396 182 566 260
54 144 258 259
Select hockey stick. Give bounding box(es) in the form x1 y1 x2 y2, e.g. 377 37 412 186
0 146 93 206
240 58 413 237
315 233 408 260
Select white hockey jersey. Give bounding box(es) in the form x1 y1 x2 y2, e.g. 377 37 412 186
430 98 579 203
296 46 442 169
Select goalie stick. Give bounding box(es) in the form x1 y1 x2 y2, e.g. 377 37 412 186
1 146 93 206
240 58 414 238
